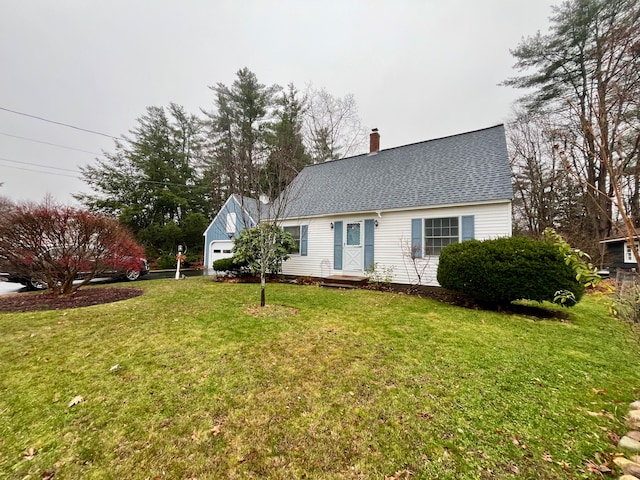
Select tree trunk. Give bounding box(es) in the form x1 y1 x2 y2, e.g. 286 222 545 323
260 271 266 307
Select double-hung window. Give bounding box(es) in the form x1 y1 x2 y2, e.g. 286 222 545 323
411 215 474 258
283 226 301 254
425 217 459 255
624 242 639 263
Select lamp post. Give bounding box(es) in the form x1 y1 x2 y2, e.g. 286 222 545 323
175 244 185 280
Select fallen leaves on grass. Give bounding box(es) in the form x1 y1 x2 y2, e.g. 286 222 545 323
585 459 612 474
243 304 298 318
511 436 528 449
385 469 413 479
68 395 84 408
607 430 621 444
585 409 615 420
23 447 36 460
199 369 211 383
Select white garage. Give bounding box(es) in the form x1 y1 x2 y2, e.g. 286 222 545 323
208 240 234 269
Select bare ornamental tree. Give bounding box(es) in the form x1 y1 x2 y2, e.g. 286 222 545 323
0 199 144 295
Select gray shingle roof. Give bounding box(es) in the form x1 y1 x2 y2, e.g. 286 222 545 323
282 124 513 218
231 194 262 223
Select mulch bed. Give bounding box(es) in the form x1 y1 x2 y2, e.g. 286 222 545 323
0 288 144 313
384 284 570 319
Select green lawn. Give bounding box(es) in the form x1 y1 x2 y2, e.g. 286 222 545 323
1 278 638 479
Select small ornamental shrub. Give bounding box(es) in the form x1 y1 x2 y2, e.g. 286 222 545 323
436 236 584 308
0 199 144 295
365 262 395 289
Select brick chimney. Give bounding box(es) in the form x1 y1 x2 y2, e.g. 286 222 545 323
369 128 380 153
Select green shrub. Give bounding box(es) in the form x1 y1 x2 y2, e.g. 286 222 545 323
183 252 202 268
155 252 202 269
437 236 585 308
156 253 177 270
212 256 248 275
232 224 295 276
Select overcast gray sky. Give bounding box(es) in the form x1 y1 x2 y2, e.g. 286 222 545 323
0 0 556 205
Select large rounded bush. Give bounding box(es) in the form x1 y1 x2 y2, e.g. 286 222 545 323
436 236 584 308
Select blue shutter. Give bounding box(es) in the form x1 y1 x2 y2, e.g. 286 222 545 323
333 221 343 270
411 218 422 258
364 219 375 270
461 215 475 241
300 225 308 256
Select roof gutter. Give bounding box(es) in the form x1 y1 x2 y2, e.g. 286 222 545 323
281 198 513 220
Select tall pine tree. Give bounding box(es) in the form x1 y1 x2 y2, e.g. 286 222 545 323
76 103 207 255
260 84 311 200
505 0 640 248
202 67 280 207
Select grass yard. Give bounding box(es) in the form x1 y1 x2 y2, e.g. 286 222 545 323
1 277 639 479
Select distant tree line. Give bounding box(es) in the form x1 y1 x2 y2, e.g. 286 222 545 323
75 68 367 264
505 0 640 265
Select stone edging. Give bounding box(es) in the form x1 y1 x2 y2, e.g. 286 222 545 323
614 401 640 479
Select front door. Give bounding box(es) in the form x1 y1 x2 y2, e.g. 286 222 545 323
344 221 363 272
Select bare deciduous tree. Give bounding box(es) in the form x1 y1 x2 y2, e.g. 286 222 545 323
505 0 640 262
400 236 434 290
303 86 367 163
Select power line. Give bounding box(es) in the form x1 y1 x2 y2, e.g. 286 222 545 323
0 163 80 179
0 132 105 156
0 157 202 188
0 106 121 140
0 156 80 173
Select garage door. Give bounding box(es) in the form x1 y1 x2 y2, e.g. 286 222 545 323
209 240 234 268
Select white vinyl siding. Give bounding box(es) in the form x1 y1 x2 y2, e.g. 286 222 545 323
280 201 511 286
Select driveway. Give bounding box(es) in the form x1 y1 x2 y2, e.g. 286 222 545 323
0 269 204 296
0 281 23 295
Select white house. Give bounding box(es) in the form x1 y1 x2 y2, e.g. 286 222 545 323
205 125 513 285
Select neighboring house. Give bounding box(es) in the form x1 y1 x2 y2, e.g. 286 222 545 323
202 194 262 270
206 125 513 285
600 236 639 275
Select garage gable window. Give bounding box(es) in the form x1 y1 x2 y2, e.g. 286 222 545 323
225 213 237 235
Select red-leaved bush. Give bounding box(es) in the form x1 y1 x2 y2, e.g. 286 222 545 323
0 198 144 295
